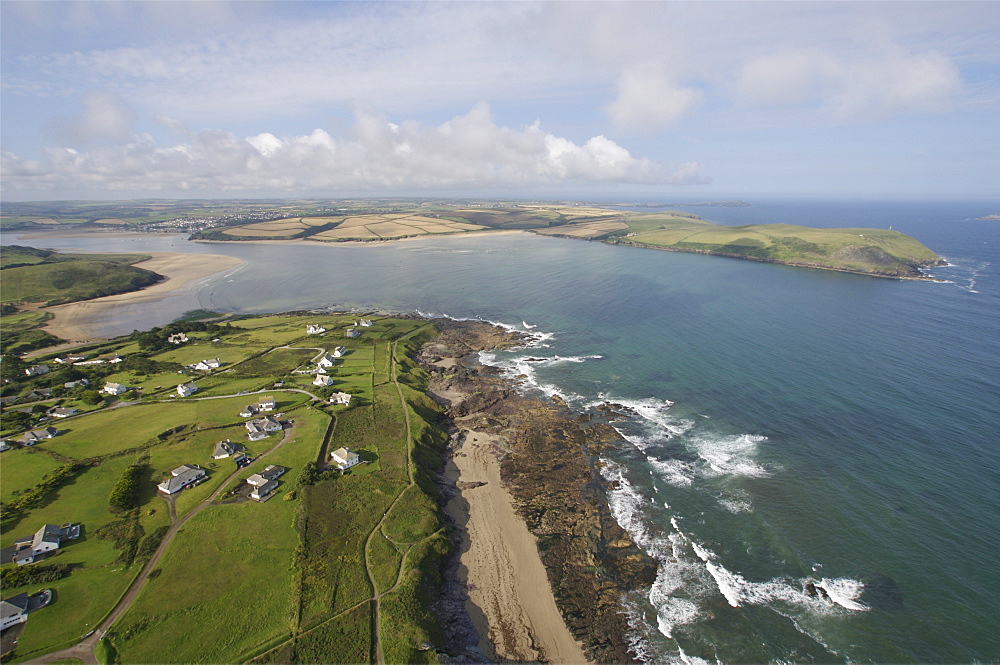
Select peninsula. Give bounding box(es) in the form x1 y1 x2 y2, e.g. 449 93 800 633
1 198 943 279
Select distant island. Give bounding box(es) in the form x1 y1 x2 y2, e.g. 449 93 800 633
0 198 943 279
978 214 999 220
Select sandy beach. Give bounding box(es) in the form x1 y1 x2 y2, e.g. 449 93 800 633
445 430 589 664
40 252 245 343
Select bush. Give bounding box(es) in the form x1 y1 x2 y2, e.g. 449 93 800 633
1 562 75 588
109 462 146 513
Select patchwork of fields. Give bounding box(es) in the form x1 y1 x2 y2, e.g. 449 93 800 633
0 313 447 664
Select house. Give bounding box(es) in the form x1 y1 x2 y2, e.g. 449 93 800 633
168 332 189 344
331 346 347 358
257 396 276 411
306 324 326 335
101 354 124 364
313 374 334 387
25 389 53 401
53 354 87 364
246 474 279 501
0 396 19 406
317 353 338 368
21 428 58 446
212 439 246 460
24 365 50 377
239 405 258 418
46 407 78 419
177 382 198 397
157 464 206 494
192 358 222 371
245 416 282 441
0 594 29 630
346 328 360 338
102 382 128 396
13 523 80 566
329 392 352 406
330 447 361 471
1 440 12 452
359 319 373 327
261 465 286 480
64 378 90 389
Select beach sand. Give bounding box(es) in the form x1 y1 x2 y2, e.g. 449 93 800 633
40 252 245 343
445 431 589 664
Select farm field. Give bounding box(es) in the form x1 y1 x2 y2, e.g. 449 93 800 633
1 312 450 664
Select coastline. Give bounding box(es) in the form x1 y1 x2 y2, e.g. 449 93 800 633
421 321 656 664
40 252 245 343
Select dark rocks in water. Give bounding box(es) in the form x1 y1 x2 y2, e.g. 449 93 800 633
805 581 818 598
551 394 567 407
863 574 905 612
422 319 656 664
524 357 547 362
804 580 830 600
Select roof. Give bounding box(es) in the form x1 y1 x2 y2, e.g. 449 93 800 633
33 524 63 547
171 464 202 476
1 594 29 618
331 447 360 466
246 473 268 487
262 465 286 480
250 479 279 499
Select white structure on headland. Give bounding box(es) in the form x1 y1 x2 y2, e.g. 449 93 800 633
158 464 206 494
177 382 198 397
313 374 334 387
306 324 326 335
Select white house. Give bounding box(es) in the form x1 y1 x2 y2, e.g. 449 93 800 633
157 464 206 494
0 594 29 630
0 440 12 452
46 407 78 419
21 428 58 446
102 382 128 396
212 439 246 460
313 374 334 387
346 328 360 338
306 324 326 335
13 523 80 566
330 447 361 471
332 346 347 358
239 405 258 418
329 392 352 406
168 332 188 344
257 396 276 411
177 382 198 397
317 353 338 368
192 358 222 371
64 378 90 389
24 365 49 377
245 416 282 441
359 319 373 327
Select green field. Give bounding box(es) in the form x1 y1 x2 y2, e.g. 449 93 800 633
1 313 451 664
612 214 941 277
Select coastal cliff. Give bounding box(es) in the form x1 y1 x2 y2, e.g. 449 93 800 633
421 320 656 663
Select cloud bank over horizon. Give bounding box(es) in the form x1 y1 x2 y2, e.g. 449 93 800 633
1 1 997 199
2 104 708 195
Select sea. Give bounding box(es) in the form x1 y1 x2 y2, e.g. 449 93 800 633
6 199 998 663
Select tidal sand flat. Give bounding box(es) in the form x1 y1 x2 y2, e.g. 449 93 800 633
42 252 245 342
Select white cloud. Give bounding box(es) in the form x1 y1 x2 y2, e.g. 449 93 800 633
606 65 704 131
56 90 136 144
736 47 962 121
1 105 708 196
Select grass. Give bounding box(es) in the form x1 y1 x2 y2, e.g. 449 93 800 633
0 448 64 503
110 499 300 664
0 260 161 306
2 314 454 664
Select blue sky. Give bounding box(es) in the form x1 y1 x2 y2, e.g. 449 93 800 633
2 1 998 201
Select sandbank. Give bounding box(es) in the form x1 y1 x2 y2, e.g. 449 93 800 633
445 431 588 664
195 228 527 247
41 252 245 342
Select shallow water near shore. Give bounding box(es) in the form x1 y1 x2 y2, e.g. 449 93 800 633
8 199 999 662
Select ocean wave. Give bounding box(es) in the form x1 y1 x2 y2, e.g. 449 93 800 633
690 541 867 613
689 432 771 478
647 457 696 487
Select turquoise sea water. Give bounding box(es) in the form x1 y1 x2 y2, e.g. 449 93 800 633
8 200 998 663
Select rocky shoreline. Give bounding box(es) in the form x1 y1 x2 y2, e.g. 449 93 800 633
421 320 657 664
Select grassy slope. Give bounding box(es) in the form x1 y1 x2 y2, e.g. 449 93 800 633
614 213 941 277
1 260 162 305
2 313 450 663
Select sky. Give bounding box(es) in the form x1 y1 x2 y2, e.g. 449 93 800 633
1 1 998 202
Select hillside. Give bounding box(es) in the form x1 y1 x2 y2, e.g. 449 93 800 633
607 213 943 278
0 247 162 306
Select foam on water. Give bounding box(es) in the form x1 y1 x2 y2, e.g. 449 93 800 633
689 433 771 478
647 457 696 487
